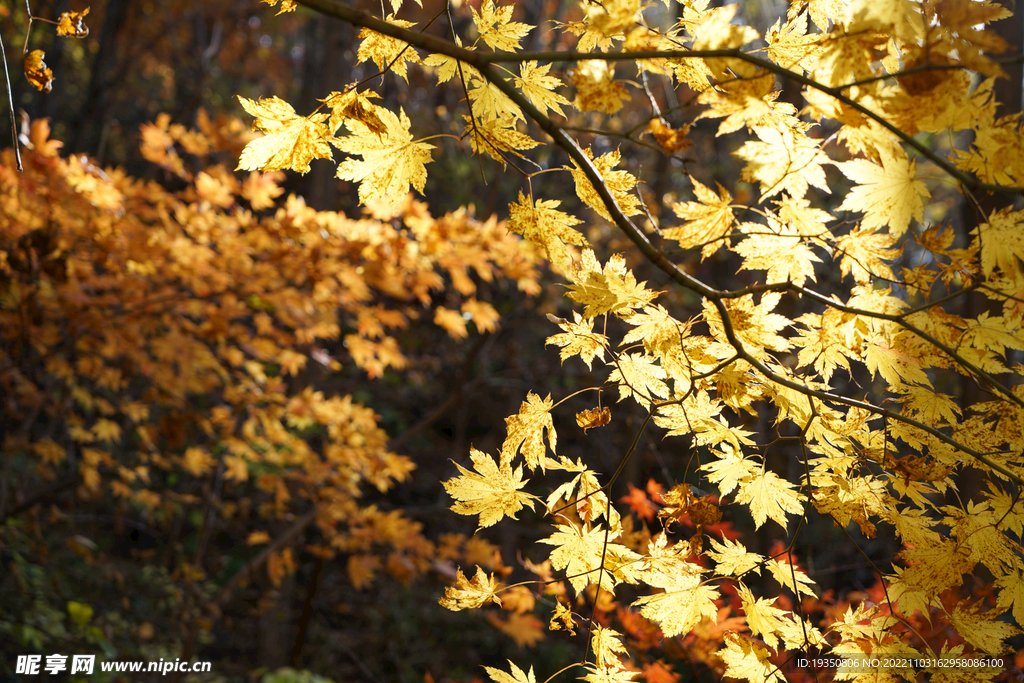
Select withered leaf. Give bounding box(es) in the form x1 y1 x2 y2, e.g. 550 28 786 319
25 50 54 92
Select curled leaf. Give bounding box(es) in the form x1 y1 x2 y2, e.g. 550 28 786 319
25 50 54 92
439 566 502 611
576 406 611 432
322 87 385 137
56 9 90 38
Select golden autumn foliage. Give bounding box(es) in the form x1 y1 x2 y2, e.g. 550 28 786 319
4 0 1024 680
232 0 1024 681
1 112 542 610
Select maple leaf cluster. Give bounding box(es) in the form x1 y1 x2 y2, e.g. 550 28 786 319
229 0 1024 679
0 112 542 606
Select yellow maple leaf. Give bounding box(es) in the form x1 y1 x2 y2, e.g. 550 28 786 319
691 4 760 78
697 75 791 136
465 115 539 168
356 16 421 82
223 455 249 482
545 311 607 370
580 662 638 683
502 391 557 470
241 170 285 210
539 522 628 594
607 352 670 406
632 575 720 637
508 191 586 270
863 330 932 388
571 61 632 115
472 0 531 51
439 566 503 610
462 298 500 333
807 0 844 30
948 601 1020 653
25 50 54 92
422 51 479 85
994 570 1024 629
550 600 576 633
181 446 214 477
576 406 612 432
718 632 785 683
434 307 468 339
766 558 818 597
637 533 703 588
972 207 1024 277
646 118 693 153
468 76 523 123
738 584 789 650
763 13 821 75
589 625 630 673
620 304 691 356
707 537 764 577
792 310 855 382
561 19 617 53
568 148 642 220
236 96 333 174
734 470 805 530
735 123 831 200
777 195 834 247
443 447 535 529
700 448 758 497
484 661 536 683
92 418 122 443
322 87 384 136
568 249 657 318
662 176 736 259
702 292 792 360
835 225 900 284
836 147 930 237
335 106 434 206
515 61 571 117
733 226 822 287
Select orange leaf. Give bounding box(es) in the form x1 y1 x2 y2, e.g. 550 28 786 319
25 50 53 92
56 9 90 38
487 612 545 648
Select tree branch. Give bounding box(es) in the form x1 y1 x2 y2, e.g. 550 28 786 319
290 0 1023 485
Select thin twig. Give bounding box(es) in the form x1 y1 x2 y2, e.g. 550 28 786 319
0 32 22 171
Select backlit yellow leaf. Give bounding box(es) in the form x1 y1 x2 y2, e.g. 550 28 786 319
836 148 930 237
236 96 333 174
734 470 805 530
472 0 531 51
662 176 735 259
335 106 433 207
355 16 421 82
502 392 557 470
439 566 503 610
443 448 535 529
